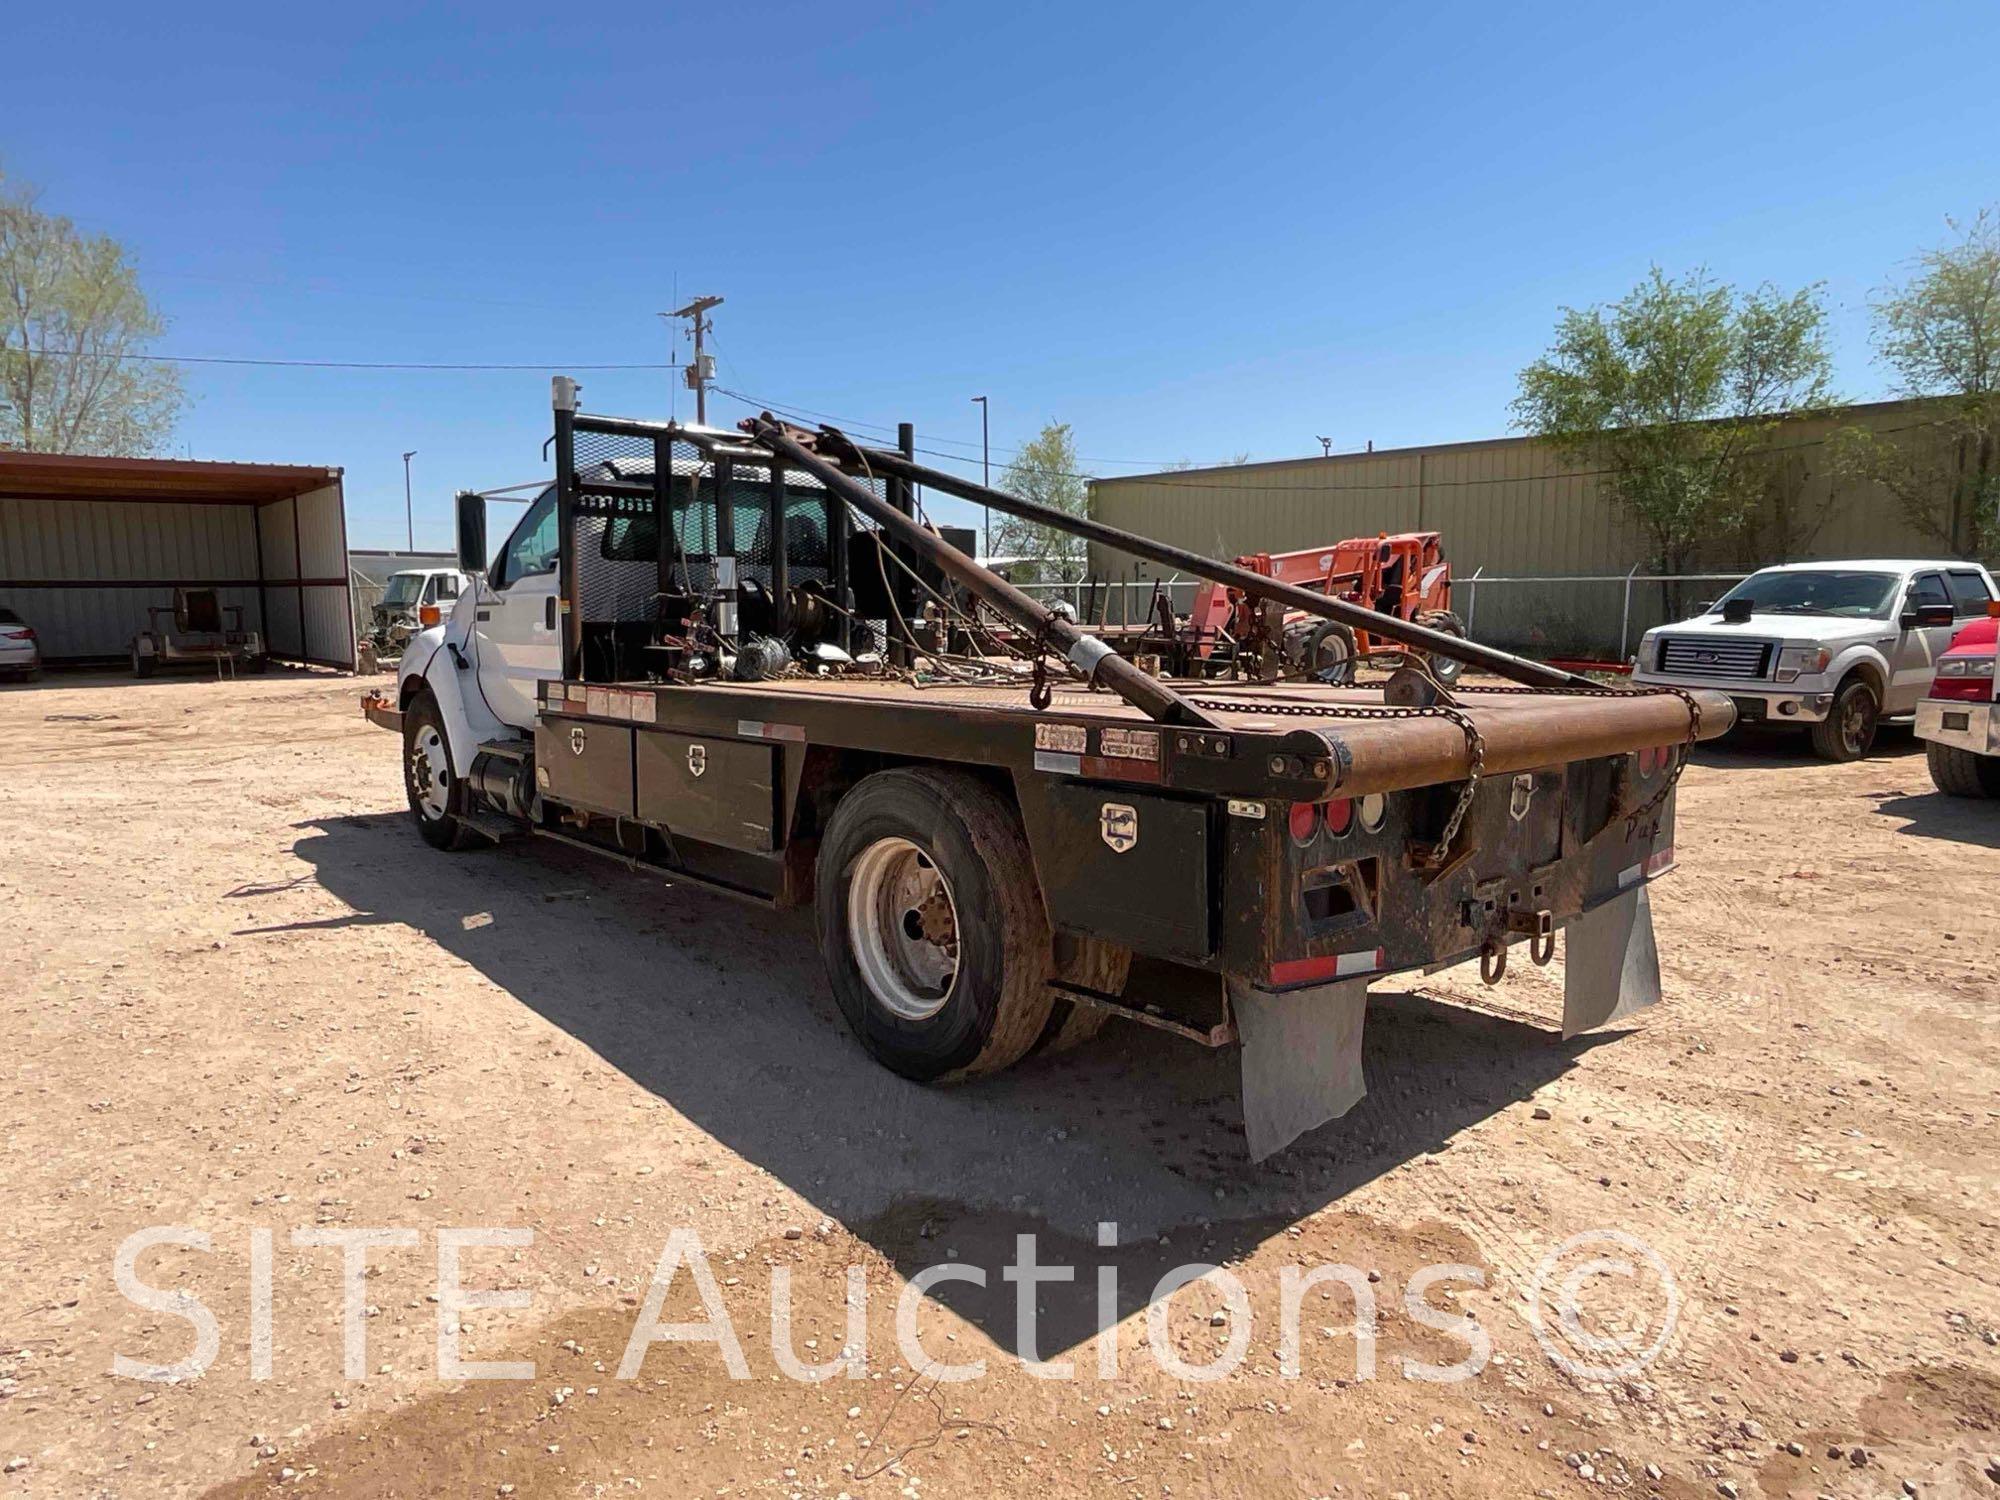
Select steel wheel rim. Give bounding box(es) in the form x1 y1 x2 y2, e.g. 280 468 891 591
411 726 451 819
847 836 960 1022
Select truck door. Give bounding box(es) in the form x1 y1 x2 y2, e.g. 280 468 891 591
1890 570 1955 712
475 488 561 728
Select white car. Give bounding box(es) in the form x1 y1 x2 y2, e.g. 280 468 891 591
0 605 41 680
1632 559 1998 761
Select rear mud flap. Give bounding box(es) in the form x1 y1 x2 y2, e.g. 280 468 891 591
1562 885 1661 1038
1229 978 1369 1161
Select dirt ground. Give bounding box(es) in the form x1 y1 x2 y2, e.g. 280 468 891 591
1 668 1996 1499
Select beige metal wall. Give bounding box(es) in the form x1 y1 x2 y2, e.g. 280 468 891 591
0 497 263 660
1086 400 1953 657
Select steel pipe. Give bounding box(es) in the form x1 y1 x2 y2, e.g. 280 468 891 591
746 417 1217 728
831 436 1592 691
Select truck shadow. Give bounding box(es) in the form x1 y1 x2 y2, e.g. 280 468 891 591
1870 790 2000 847
287 812 1613 1362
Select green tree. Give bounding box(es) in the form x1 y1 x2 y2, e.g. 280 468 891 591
1511 268 1833 575
1836 208 2000 558
0 174 184 454
990 420 1088 583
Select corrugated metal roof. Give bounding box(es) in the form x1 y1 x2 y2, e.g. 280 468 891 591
0 450 341 504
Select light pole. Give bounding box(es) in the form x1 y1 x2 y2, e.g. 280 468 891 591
970 395 989 556
401 451 417 552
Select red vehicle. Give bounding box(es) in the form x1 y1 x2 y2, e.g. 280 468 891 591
1916 604 2000 797
1187 531 1467 683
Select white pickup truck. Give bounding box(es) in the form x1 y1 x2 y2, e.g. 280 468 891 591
1632 559 1998 761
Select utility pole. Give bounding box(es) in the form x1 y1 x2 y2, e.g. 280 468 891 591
1317 436 1332 457
664 296 723 424
401 450 417 551
971 395 990 556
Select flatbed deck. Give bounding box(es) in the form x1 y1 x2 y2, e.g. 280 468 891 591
551 672 1727 799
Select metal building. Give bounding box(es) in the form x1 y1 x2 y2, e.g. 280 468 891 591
1085 399 1955 657
0 452 353 669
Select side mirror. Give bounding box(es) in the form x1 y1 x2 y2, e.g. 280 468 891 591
455 491 488 576
1909 602 1955 629
1693 599 1715 614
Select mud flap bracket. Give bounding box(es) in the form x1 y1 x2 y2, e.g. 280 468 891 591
1229 977 1369 1161
1561 884 1661 1038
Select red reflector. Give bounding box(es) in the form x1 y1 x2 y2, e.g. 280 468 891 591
1288 801 1320 844
1323 797 1354 835
1269 954 1343 986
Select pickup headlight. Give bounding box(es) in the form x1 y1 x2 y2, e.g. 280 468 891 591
1774 645 1832 682
1938 656 1996 678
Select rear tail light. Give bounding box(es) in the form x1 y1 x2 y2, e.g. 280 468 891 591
1 627 31 641
1288 801 1319 845
1322 798 1354 835
1931 655 1996 700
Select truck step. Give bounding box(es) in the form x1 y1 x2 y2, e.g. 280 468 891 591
475 737 532 762
461 808 524 843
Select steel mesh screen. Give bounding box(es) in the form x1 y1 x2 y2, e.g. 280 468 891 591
567 429 866 626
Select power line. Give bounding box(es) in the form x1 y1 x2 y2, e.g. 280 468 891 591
0 347 673 371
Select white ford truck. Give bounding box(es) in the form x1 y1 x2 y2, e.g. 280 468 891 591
1633 559 1998 761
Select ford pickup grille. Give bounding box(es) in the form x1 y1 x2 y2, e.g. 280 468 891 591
1655 636 1774 680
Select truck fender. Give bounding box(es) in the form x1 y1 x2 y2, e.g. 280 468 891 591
396 611 510 772
1825 644 1890 707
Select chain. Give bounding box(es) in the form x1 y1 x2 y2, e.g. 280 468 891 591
1028 620 1055 711
1189 677 1704 860
1188 694 1485 864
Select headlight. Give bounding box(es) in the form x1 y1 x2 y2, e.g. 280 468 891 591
1774 645 1831 682
1938 656 1997 678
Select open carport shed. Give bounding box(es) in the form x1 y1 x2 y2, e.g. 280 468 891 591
0 451 353 670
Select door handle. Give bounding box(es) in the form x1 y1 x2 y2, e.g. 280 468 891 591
545 595 557 631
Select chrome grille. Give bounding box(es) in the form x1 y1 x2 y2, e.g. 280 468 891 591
1656 636 1774 680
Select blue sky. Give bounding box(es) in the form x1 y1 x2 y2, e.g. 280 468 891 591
5 0 1997 547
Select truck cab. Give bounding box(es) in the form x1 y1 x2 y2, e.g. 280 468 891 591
1632 560 1997 761
370 567 470 659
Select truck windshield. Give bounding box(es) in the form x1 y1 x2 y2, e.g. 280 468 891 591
380 574 424 607
1712 570 1898 619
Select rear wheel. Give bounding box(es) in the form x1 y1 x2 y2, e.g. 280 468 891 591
1926 740 2000 797
816 768 1056 1082
404 690 478 850
1416 610 1467 686
1810 677 1879 761
130 643 156 678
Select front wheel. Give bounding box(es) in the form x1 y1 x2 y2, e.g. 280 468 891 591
1927 740 2000 797
1415 610 1467 686
403 690 479 850
1809 678 1879 762
815 768 1056 1083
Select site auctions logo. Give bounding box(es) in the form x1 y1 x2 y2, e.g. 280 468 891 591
107 1222 1678 1387
1525 1229 1681 1381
